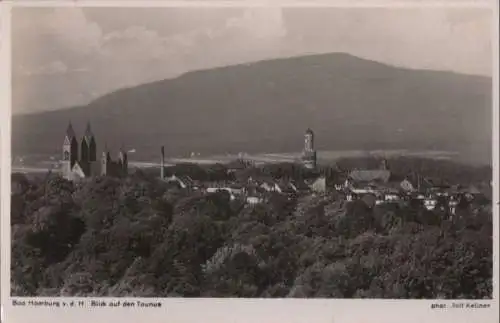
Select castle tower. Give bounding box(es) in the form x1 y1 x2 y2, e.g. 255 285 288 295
61 122 79 180
81 122 97 163
118 146 128 177
302 128 317 169
160 146 165 179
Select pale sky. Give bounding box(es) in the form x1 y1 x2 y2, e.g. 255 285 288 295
11 6 493 115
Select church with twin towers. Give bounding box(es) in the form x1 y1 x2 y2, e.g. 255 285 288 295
60 122 128 181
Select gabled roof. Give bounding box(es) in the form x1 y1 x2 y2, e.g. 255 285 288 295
467 185 481 194
171 174 194 186
74 160 100 177
425 177 450 189
71 161 87 178
348 170 391 183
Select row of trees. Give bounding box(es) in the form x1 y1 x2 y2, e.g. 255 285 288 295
10 157 493 298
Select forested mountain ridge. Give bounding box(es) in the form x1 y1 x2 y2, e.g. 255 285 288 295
12 53 492 164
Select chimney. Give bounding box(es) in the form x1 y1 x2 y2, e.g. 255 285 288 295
160 146 165 179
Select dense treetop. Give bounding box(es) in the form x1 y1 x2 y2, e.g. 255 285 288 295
11 157 493 298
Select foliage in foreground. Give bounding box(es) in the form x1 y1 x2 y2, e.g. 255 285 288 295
11 162 493 299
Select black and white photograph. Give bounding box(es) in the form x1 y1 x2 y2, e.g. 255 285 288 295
5 1 497 304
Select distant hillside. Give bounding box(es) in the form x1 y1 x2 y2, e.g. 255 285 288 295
12 53 492 164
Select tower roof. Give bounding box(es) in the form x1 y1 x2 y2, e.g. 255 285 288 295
305 128 314 135
65 122 76 139
84 122 94 139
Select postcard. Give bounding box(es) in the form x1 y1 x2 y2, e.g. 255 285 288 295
1 1 498 323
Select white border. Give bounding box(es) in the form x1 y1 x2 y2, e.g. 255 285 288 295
1 1 499 323
0 3 11 321
2 0 496 8
492 0 500 308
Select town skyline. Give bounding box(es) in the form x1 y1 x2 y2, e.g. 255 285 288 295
12 6 492 115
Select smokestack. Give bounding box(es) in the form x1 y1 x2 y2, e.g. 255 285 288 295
160 146 165 179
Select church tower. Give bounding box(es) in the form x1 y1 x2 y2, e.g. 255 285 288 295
302 128 317 169
81 122 97 163
304 128 314 152
61 122 78 180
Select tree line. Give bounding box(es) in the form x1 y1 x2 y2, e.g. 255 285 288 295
10 157 493 298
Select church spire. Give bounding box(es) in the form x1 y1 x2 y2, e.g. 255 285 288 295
80 121 97 162
85 121 92 134
66 121 76 139
84 121 94 142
